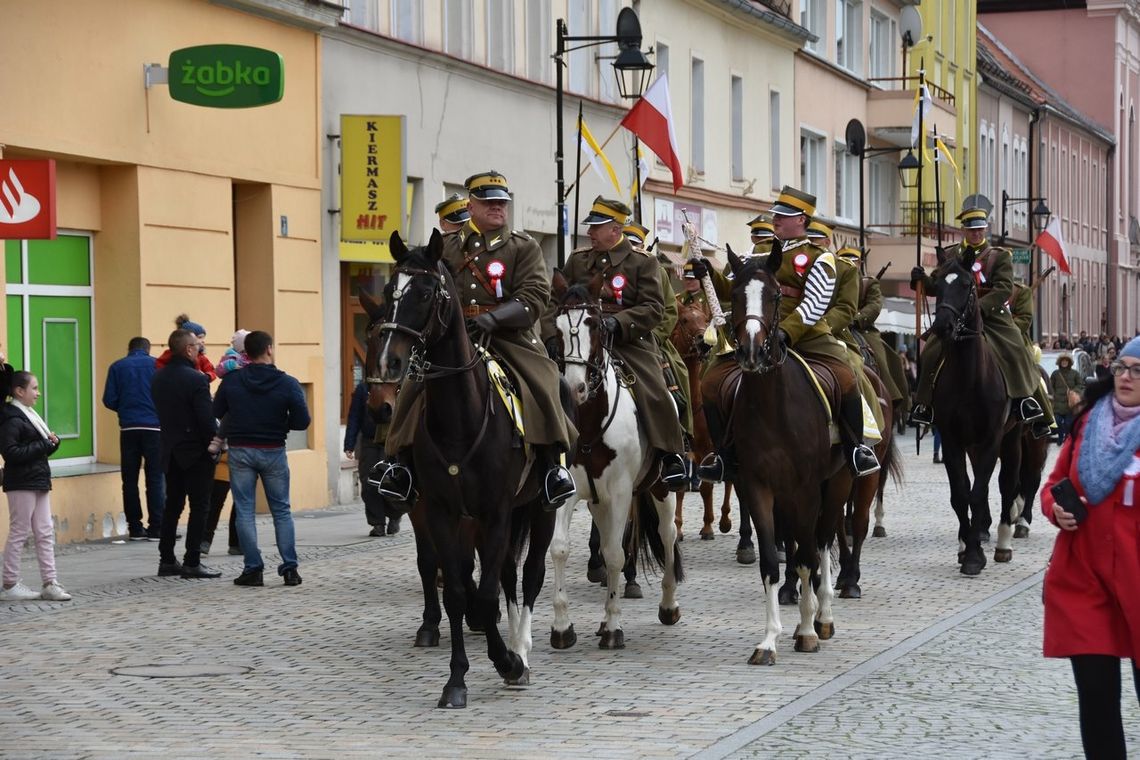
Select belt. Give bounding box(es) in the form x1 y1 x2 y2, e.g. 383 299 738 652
780 285 802 298
599 303 626 314
462 304 496 318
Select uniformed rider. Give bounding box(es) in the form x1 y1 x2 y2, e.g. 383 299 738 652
435 192 469 234
909 204 1048 437
373 171 577 509
543 197 689 491
841 246 907 409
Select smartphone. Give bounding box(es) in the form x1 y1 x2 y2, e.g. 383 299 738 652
1050 478 1088 525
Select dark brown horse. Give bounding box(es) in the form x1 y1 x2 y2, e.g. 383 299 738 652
365 230 554 708
721 244 851 665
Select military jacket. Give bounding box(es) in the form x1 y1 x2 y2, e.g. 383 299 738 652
853 276 884 332
1008 283 1034 342
920 241 1015 319
824 258 860 350
773 238 837 346
446 221 549 324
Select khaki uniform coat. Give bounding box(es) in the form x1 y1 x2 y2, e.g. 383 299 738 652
544 237 684 453
386 222 574 452
774 239 856 379
853 275 906 403
655 267 693 435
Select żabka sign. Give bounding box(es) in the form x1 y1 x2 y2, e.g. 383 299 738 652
168 45 284 108
0 160 56 240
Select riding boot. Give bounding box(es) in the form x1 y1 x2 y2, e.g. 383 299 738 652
697 404 736 483
658 451 688 492
909 365 936 426
369 448 417 511
1015 396 1045 422
840 393 880 477
537 445 577 512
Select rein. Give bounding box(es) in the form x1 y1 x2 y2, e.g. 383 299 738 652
732 283 786 373
934 275 982 342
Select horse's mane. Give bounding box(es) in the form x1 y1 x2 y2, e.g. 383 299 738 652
560 283 593 307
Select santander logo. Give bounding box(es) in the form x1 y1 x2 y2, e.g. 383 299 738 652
0 166 42 225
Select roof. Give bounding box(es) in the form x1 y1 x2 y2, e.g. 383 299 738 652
710 0 817 44
977 23 1115 143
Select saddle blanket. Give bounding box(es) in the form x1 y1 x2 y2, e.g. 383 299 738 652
787 349 882 445
478 347 525 440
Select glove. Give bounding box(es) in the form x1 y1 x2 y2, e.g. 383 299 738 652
472 311 498 334
774 328 790 348
910 266 926 287
601 317 620 336
689 258 710 279
544 336 561 360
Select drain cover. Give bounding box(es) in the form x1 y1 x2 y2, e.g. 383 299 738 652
111 664 251 679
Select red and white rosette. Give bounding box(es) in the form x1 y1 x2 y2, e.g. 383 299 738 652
611 274 627 306
486 260 506 299
971 261 986 286
793 252 810 277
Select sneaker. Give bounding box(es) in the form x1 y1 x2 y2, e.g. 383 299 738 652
40 582 72 602
368 525 385 538
227 546 243 556
234 568 264 587
0 582 41 601
282 568 302 587
128 531 149 542
145 530 162 541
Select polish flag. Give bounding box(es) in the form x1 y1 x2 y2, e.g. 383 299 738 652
1034 216 1071 274
621 75 684 192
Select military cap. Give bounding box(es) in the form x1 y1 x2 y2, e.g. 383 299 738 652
465 171 512 201
836 246 863 262
957 206 990 229
806 220 833 240
623 222 650 245
682 260 698 279
748 214 775 238
435 193 470 225
583 196 632 225
770 185 816 217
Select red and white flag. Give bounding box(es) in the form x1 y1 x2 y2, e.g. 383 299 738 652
1034 216 1071 274
620 74 684 192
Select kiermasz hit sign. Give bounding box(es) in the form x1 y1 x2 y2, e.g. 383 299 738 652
340 116 405 250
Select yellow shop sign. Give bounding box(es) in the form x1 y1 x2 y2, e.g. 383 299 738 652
340 115 405 251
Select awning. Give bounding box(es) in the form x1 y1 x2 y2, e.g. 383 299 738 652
876 296 932 336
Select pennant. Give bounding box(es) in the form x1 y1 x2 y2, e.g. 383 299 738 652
934 136 961 195
1035 216 1071 274
910 81 932 148
579 115 623 197
621 74 684 192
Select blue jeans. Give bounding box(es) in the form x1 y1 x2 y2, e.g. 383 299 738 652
120 429 165 535
228 446 298 575
1056 413 1072 444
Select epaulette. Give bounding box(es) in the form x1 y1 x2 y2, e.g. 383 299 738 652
632 246 650 255
511 230 533 241
571 245 593 255
780 238 812 253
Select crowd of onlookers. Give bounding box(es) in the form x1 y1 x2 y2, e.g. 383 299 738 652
1043 330 1140 356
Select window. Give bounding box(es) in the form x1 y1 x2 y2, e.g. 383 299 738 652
598 0 620 103
836 0 862 74
869 156 899 228
392 0 422 44
834 141 858 222
731 76 744 181
525 0 550 82
487 0 514 73
655 41 669 84
869 10 894 80
800 129 827 212
691 58 705 173
444 0 473 59
568 0 591 94
345 0 380 31
801 0 825 54
770 90 781 189
1002 127 1010 201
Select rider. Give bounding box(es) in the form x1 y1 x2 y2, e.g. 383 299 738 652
748 215 776 255
373 171 577 510
909 203 1049 437
843 246 907 410
543 196 689 491
434 192 469 234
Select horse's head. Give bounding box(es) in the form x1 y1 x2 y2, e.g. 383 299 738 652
367 229 452 384
727 241 785 374
357 288 397 422
929 246 980 341
552 270 607 405
671 297 711 361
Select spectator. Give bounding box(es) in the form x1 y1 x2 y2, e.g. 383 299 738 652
344 380 398 536
0 369 71 602
208 329 251 460
1095 349 1117 382
213 331 311 588
1041 335 1140 759
200 461 240 557
1051 339 1061 350
151 329 221 580
102 337 165 540
1050 353 1085 445
156 314 216 381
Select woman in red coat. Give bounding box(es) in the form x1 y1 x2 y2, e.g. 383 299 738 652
1042 334 1140 759
154 314 216 381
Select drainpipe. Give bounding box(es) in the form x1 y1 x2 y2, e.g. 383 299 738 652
1029 107 1040 341
1105 142 1116 335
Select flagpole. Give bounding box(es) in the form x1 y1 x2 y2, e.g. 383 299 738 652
933 124 943 248
573 102 584 250
914 65 925 343
632 135 642 223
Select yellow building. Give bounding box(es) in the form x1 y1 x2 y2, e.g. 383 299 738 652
0 0 339 545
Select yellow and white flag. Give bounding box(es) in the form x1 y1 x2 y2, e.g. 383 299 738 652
630 144 650 203
579 116 623 197
910 81 932 149
933 135 961 195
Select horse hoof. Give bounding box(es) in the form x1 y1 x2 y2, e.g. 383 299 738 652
872 526 887 538
700 528 715 541
414 626 440 648
719 516 732 534
676 531 684 542
658 606 681 626
587 565 607 584
994 548 1013 563
595 621 606 636
838 585 862 600
748 648 776 666
778 585 798 606
495 651 525 681
505 667 531 687
1013 525 1030 539
793 634 820 653
437 686 468 709
550 625 577 650
623 581 643 599
599 628 626 649
814 620 835 640
736 546 757 565
957 550 966 564
960 554 987 576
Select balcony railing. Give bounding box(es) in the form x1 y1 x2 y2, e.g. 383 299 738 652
872 201 961 244
866 76 956 107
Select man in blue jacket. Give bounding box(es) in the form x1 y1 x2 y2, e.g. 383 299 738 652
213 330 311 588
103 337 165 540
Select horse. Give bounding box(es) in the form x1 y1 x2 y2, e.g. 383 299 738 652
548 273 683 650
720 244 851 665
365 229 555 708
926 247 1031 575
670 295 757 564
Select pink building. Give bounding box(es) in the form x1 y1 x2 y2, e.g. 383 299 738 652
980 0 1140 337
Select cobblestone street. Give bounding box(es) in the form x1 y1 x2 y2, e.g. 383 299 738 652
2 446 1138 759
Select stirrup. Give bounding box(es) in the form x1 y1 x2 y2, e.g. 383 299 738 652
543 466 577 510
851 445 881 477
909 404 933 427
1030 421 1052 440
697 453 726 484
659 453 688 490
1018 397 1044 422
372 462 416 503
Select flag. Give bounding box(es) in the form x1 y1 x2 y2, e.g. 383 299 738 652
621 74 684 191
579 115 623 197
910 81 932 149
933 136 961 195
1035 216 1071 274
630 143 650 203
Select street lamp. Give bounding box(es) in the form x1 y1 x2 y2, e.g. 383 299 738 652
554 8 653 267
844 118 912 255
999 190 1052 243
897 151 920 188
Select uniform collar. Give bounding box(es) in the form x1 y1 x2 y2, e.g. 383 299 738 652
459 220 509 252
594 236 633 266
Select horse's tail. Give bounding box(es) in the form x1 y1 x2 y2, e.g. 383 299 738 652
877 434 904 506
629 491 685 584
508 502 534 567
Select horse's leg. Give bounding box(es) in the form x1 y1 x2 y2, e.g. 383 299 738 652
735 484 756 563
835 492 854 591
652 491 682 625
501 549 520 654
840 476 875 599
994 428 1023 563
814 476 847 638
674 491 685 542
872 482 887 538
941 437 974 569
474 514 524 683
962 441 1000 576
548 495 578 649
433 521 471 708
412 508 441 647
587 519 606 584
594 493 628 649
719 481 734 533
744 483 782 665
699 481 716 539
777 511 798 606
793 539 821 654
506 505 555 686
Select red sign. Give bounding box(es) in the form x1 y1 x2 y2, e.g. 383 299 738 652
0 160 56 240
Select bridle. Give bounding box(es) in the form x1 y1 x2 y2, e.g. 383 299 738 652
732 275 786 373
556 302 616 401
674 301 711 361
934 269 981 342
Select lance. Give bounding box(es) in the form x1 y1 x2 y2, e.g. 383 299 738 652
680 209 726 346
875 261 892 280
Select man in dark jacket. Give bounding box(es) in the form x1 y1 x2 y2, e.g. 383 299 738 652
213 330 311 588
151 329 221 579
344 380 397 536
103 337 165 540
